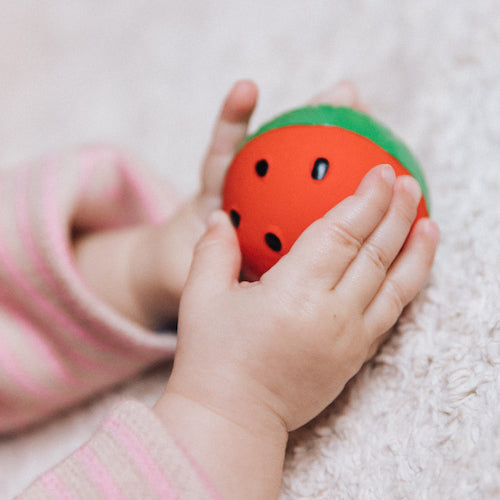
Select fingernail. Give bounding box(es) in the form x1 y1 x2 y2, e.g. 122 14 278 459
380 164 396 185
207 210 227 229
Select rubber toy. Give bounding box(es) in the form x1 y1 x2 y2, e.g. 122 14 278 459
222 105 429 279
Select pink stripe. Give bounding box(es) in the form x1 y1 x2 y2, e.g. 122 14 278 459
0 166 129 375
42 157 173 361
78 144 178 222
0 231 114 375
0 186 121 378
0 387 35 433
0 334 55 400
0 287 74 387
0 413 32 434
74 445 125 500
41 160 144 361
41 471 73 500
168 433 222 499
0 249 109 376
17 166 118 355
104 416 177 500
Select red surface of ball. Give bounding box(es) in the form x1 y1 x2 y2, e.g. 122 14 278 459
223 122 428 280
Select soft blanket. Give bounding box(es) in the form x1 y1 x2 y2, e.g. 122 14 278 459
1 1 499 498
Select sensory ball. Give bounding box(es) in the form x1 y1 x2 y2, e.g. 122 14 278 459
222 105 430 280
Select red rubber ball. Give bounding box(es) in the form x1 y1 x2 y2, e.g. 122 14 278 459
223 105 429 280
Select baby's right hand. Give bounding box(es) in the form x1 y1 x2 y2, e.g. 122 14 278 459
165 164 439 436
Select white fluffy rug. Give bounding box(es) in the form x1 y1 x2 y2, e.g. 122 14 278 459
1 1 499 498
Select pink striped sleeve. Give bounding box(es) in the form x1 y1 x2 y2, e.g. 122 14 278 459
73 446 125 500
17 401 221 500
0 145 179 434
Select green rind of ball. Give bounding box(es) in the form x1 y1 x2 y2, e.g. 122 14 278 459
239 105 430 211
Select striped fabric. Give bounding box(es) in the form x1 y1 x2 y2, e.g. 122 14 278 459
17 401 221 499
0 145 179 434
2 146 218 498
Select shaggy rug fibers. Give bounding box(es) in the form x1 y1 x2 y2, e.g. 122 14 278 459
1 1 499 498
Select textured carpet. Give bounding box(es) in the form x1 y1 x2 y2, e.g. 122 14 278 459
1 1 499 498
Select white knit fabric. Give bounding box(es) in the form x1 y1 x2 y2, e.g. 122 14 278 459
1 1 499 498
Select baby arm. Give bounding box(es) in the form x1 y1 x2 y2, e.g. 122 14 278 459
153 165 439 499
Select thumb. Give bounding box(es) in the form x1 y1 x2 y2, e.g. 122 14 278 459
186 210 242 292
201 80 258 198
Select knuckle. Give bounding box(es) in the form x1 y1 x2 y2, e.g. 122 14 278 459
324 220 363 257
384 277 407 319
363 240 392 273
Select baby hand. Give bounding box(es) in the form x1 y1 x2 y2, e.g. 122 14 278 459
165 164 439 433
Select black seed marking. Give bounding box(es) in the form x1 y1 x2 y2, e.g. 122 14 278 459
312 158 329 180
229 210 240 228
265 232 282 252
255 159 269 177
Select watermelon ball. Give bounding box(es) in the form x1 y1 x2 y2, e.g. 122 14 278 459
222 105 430 280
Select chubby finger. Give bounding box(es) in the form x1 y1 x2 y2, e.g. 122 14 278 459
186 210 242 293
270 164 396 289
335 176 422 309
201 80 258 197
363 217 439 337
